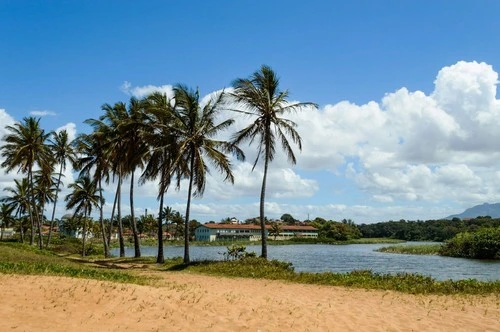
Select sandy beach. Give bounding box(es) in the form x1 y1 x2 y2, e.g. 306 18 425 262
0 272 498 332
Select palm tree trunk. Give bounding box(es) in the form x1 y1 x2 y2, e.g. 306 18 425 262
260 155 269 259
117 173 125 257
129 171 141 258
107 183 119 249
33 202 44 249
98 177 110 258
82 214 87 258
27 170 35 246
183 152 195 264
260 132 271 259
157 188 165 264
46 164 63 248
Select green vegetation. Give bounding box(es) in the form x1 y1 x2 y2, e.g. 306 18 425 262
359 216 500 242
377 244 442 255
440 227 500 259
0 242 146 284
165 256 500 295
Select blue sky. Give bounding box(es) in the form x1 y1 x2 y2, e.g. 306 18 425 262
2 1 500 223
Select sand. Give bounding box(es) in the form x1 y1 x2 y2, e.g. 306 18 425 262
0 272 498 332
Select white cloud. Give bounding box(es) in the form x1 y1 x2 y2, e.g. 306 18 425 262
30 110 56 116
121 81 174 98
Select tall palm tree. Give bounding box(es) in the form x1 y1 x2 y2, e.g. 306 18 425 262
116 97 149 258
0 117 53 248
46 129 77 248
65 175 101 257
32 169 57 240
230 65 317 258
141 92 183 263
1 178 30 242
172 85 244 263
74 130 112 257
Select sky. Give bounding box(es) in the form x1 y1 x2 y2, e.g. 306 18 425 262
2 1 500 224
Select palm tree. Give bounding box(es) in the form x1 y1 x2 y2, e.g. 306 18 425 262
172 85 244 263
32 169 57 239
74 131 112 257
115 97 149 258
230 65 317 258
0 117 53 248
46 129 77 248
1 178 30 242
141 92 183 263
65 175 101 257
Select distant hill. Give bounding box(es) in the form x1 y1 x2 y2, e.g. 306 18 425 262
445 203 500 219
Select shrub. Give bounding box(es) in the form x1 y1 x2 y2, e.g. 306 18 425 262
440 227 500 259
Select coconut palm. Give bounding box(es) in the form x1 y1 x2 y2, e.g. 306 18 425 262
172 85 244 263
141 92 184 263
65 175 101 257
46 129 77 248
0 117 53 248
1 178 30 242
74 130 112 257
230 65 317 258
115 97 149 258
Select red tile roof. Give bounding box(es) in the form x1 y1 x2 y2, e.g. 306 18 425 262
198 224 317 231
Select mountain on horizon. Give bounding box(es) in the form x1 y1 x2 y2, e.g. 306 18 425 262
445 202 500 219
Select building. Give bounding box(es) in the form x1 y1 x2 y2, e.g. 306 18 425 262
195 223 318 242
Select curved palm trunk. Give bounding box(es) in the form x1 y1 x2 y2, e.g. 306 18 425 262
183 152 195 264
129 171 141 258
116 174 125 257
46 164 63 248
98 177 110 258
260 155 269 259
107 185 119 250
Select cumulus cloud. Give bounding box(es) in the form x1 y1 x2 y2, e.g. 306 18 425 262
111 62 500 222
288 60 500 211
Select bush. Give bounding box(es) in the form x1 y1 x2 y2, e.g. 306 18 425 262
440 227 500 259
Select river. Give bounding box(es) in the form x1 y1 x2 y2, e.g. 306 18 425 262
111 242 500 281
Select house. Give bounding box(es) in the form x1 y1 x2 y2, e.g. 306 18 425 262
195 223 318 242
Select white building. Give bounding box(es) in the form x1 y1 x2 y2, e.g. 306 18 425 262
195 223 318 242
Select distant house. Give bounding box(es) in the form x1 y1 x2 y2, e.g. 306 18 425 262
195 223 318 242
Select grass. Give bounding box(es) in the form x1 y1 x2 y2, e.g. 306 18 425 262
163 257 500 295
377 244 443 255
0 242 149 284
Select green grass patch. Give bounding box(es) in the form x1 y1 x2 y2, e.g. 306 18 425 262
0 242 148 284
163 257 500 295
377 244 442 255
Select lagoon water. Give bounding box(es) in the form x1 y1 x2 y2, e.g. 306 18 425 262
111 242 500 281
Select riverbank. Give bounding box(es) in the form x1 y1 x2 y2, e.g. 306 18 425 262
0 272 498 331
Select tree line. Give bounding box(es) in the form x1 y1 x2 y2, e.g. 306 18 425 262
0 65 316 263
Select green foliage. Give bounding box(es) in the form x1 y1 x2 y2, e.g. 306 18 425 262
311 219 361 240
221 244 256 261
440 227 500 259
358 217 500 241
